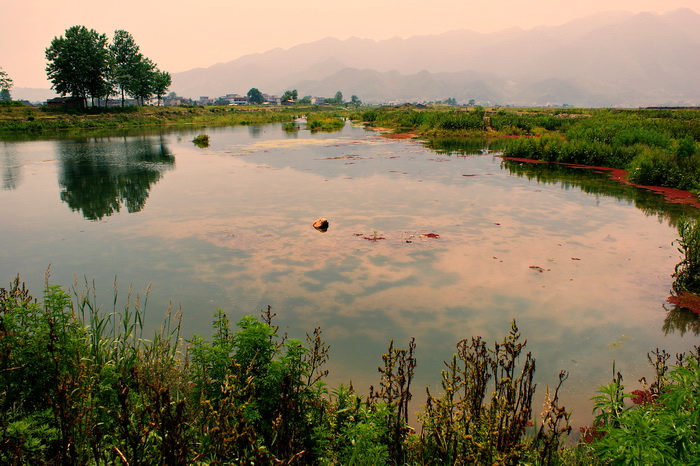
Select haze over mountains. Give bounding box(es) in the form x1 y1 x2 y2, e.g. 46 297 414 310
171 8 700 107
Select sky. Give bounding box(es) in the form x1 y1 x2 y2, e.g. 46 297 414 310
1 0 698 89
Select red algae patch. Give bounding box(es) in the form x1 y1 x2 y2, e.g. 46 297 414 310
668 292 700 315
377 129 418 140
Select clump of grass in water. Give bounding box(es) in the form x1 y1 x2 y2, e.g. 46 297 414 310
282 122 298 132
192 134 209 148
307 115 344 132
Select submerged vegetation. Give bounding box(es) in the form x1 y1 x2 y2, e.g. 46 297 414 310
1 274 698 464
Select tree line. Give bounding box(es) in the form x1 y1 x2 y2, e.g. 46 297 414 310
45 26 171 108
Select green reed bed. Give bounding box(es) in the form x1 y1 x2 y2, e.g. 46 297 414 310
1 271 698 464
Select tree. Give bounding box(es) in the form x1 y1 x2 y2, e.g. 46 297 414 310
0 67 12 102
0 67 12 92
281 89 298 102
298 95 312 104
110 30 143 107
128 57 156 105
334 91 344 105
152 70 171 106
46 25 110 107
247 88 264 105
350 95 361 106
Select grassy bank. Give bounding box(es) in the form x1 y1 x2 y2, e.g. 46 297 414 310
0 104 349 133
1 274 698 464
354 106 700 194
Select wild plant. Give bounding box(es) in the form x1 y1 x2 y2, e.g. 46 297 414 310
589 349 700 464
369 337 417 464
418 321 569 465
673 218 700 294
188 308 331 463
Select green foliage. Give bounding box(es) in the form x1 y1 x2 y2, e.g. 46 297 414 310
672 218 700 293
417 321 571 465
45 26 168 107
192 133 210 147
282 121 298 132
281 89 298 102
0 67 12 91
247 88 264 105
307 114 345 132
589 352 700 465
45 25 111 105
7 275 697 464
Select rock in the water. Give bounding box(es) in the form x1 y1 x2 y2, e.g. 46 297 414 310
313 218 329 232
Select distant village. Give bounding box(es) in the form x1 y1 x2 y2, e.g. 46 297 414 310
43 92 328 108
167 93 326 107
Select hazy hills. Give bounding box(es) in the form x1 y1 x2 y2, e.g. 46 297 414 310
172 8 700 107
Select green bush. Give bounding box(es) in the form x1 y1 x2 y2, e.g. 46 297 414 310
589 354 700 464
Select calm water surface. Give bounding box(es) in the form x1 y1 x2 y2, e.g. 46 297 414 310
1 122 698 429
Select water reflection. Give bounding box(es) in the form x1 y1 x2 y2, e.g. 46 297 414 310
501 157 700 336
248 125 263 138
425 137 507 155
663 303 700 336
501 158 700 227
57 135 174 220
1 143 20 190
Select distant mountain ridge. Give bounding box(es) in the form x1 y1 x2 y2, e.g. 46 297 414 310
173 8 700 107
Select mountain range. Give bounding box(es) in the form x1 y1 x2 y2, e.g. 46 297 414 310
171 8 700 107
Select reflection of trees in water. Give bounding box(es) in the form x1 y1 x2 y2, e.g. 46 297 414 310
58 135 174 220
663 303 700 336
1 143 21 190
501 159 700 227
425 138 507 155
248 125 263 138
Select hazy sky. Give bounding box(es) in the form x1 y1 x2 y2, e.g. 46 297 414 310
2 0 698 89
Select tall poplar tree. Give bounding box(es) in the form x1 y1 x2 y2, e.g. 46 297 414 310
152 70 172 106
110 30 142 107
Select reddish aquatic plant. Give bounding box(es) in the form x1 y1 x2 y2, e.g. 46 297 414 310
579 424 605 444
630 389 656 406
667 292 700 315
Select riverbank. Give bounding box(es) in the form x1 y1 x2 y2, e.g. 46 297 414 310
3 103 699 195
0 103 349 133
354 106 700 195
